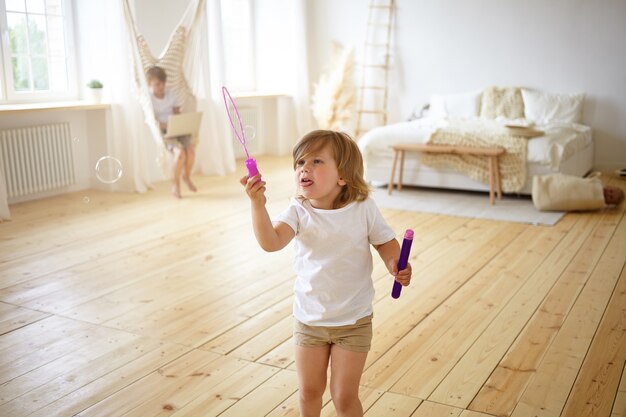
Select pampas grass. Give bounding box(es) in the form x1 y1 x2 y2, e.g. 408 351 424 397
312 43 356 130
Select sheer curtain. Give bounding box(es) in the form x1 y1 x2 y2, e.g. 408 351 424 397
74 0 156 193
75 0 234 194
291 0 314 139
125 0 235 178
193 0 236 175
255 0 313 154
276 0 315 154
0 168 8 221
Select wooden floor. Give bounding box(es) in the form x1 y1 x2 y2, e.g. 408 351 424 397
1 155 625 417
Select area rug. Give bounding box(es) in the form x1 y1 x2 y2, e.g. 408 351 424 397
372 186 565 225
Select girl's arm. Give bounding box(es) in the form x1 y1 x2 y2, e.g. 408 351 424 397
374 239 412 286
240 175 295 252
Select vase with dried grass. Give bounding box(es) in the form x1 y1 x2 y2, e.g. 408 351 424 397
312 43 356 132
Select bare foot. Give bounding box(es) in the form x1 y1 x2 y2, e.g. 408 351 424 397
172 184 182 199
183 176 197 192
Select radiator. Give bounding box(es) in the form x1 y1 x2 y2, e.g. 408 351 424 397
0 123 75 200
230 106 260 159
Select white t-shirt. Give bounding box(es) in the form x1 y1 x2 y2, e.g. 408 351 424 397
274 197 396 326
150 89 179 124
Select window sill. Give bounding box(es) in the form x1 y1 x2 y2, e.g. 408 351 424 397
231 92 289 99
0 101 111 114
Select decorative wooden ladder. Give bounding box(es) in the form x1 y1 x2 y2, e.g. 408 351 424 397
355 0 395 139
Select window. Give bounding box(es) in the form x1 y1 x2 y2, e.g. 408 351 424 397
220 0 255 92
0 0 75 102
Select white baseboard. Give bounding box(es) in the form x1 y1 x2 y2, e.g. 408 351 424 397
593 162 626 172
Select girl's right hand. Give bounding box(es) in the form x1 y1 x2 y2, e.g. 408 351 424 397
240 175 266 205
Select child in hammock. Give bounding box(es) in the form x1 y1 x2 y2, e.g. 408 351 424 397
241 130 412 417
147 65 197 198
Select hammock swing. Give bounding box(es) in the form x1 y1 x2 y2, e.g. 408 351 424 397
121 0 233 176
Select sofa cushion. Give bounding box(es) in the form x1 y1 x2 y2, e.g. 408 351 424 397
429 91 481 119
522 89 584 124
480 86 525 120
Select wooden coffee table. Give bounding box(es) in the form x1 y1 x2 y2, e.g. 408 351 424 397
388 143 505 205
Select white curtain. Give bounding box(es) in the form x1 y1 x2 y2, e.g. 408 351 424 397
124 0 235 178
0 166 9 221
193 0 236 175
74 0 154 193
107 0 153 193
255 0 313 154
75 0 234 194
275 0 314 154
291 0 314 139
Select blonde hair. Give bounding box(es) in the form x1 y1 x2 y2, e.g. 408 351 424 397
292 130 369 208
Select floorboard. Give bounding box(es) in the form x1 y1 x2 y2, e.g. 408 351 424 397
0 156 624 416
611 361 626 417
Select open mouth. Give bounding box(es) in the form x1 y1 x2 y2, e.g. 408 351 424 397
300 178 314 188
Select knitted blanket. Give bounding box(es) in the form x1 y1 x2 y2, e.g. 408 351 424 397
422 119 527 192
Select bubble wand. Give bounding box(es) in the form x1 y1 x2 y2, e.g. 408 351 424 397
392 229 413 299
222 86 260 178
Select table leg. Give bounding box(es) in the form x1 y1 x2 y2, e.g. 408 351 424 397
494 156 502 199
398 150 405 191
388 149 399 195
488 156 495 205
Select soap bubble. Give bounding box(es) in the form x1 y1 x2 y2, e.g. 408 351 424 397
244 125 256 142
72 136 79 143
95 156 123 184
83 196 90 204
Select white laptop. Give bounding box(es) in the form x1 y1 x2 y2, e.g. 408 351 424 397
164 112 203 138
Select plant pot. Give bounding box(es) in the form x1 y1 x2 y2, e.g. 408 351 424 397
87 88 103 103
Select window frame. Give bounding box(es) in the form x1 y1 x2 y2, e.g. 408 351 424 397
0 0 78 103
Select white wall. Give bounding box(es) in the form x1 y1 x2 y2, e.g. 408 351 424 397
0 108 110 203
306 0 626 170
133 1 189 54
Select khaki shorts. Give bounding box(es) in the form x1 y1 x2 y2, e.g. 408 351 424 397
164 134 193 151
293 314 373 353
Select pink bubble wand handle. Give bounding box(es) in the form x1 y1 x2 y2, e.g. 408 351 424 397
222 86 260 178
392 229 413 299
245 158 259 177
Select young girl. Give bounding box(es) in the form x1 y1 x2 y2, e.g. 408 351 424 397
240 130 412 417
147 65 197 198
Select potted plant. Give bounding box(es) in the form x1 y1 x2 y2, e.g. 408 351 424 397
86 79 104 103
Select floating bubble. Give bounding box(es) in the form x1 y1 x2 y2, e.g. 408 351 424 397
83 196 90 204
72 137 79 143
243 125 256 142
95 156 123 184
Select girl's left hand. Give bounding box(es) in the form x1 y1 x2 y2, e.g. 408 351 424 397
387 259 412 286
